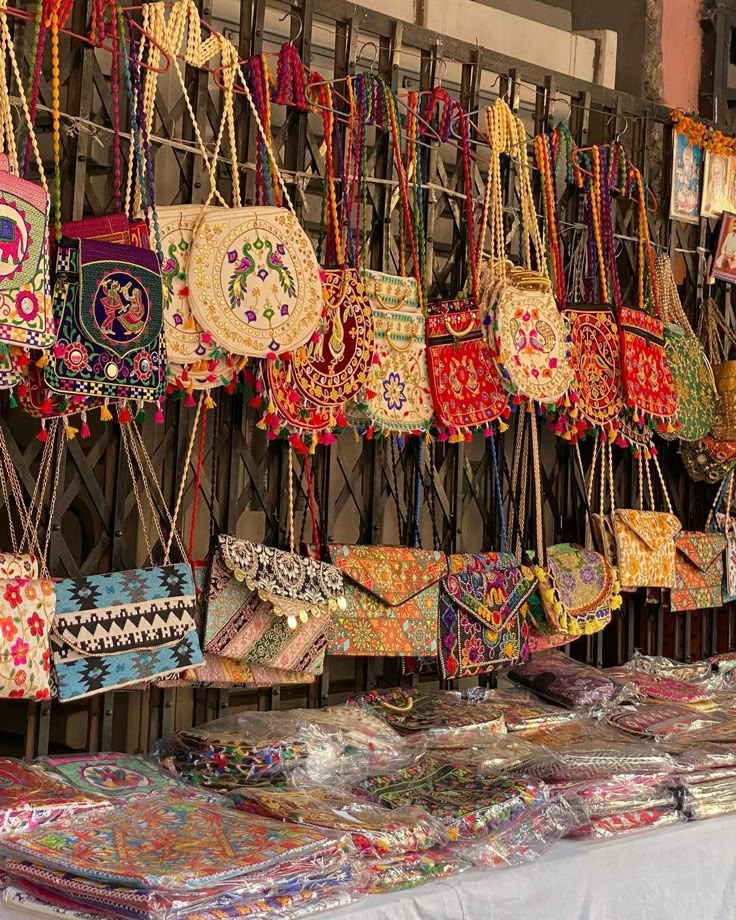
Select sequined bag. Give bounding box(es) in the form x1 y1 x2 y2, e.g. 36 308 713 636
426 298 507 433
44 237 166 401
327 544 447 656
357 271 433 433
202 536 345 675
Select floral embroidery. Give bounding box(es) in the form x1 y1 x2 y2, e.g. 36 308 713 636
612 510 681 589
671 531 726 611
15 290 38 321
383 372 406 411
664 324 716 441
619 307 677 422
3 582 21 608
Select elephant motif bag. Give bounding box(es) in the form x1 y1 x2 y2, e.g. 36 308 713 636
671 532 726 612
358 270 433 433
188 206 322 357
0 160 52 350
438 552 535 680
327 545 447 656
51 564 203 701
426 299 507 431
44 237 165 401
202 536 345 675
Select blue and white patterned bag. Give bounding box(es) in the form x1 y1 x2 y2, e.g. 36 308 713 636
51 563 203 701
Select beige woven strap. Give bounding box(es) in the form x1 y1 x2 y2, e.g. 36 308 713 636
656 253 693 334
165 393 205 563
287 446 295 554
650 452 674 515
529 407 545 565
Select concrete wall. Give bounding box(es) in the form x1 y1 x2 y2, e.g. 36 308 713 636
661 0 701 110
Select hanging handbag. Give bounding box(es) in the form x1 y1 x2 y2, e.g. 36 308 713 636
438 438 535 678
202 448 344 675
682 435 736 484
480 102 573 408
618 168 678 432
0 4 52 350
327 544 447 656
671 532 726 612
698 295 736 442
43 236 166 401
186 54 321 358
559 146 624 436
708 473 736 603
656 253 716 441
50 417 203 700
426 109 507 434
611 451 681 589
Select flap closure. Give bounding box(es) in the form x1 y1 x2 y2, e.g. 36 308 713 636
444 552 536 631
218 535 344 605
329 544 447 607
55 604 196 658
675 532 727 572
614 510 681 551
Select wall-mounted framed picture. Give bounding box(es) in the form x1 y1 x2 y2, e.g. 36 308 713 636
713 211 736 283
670 131 702 223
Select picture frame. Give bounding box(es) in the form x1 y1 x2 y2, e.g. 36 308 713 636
702 151 730 219
713 211 736 283
669 131 702 224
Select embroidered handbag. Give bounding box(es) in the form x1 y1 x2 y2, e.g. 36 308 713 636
202 535 345 675
712 360 736 441
0 8 52 350
61 213 132 246
479 102 572 408
613 509 681 590
51 563 202 701
44 236 166 401
0 575 55 700
327 544 447 656
671 532 726 612
438 552 534 679
426 298 507 432
716 509 736 603
0 554 37 579
656 254 716 441
533 543 620 637
682 435 736 484
563 304 623 432
357 270 433 433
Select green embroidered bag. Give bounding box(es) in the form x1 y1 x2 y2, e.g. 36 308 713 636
657 255 716 441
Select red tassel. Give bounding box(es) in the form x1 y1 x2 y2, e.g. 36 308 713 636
365 426 374 440
118 406 132 424
80 421 91 439
36 428 48 442
184 392 196 408
335 411 347 428
155 406 164 424
40 398 52 416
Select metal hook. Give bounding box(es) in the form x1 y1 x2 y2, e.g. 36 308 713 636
423 56 447 86
279 8 303 46
607 112 629 143
357 40 379 75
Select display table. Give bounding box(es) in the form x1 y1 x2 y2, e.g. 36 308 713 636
327 816 736 920
0 816 733 920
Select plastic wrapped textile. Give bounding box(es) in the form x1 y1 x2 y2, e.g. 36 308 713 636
346 687 506 738
679 776 736 819
659 717 736 744
4 885 106 920
3 855 352 919
357 757 547 840
160 708 420 791
39 753 204 805
607 703 724 739
0 759 109 835
508 653 621 709
456 798 580 868
228 786 446 856
603 667 713 706
429 736 546 776
509 744 675 784
516 718 632 748
463 687 580 731
626 651 714 685
552 777 677 818
358 848 466 894
0 791 347 891
566 806 683 838
182 890 355 920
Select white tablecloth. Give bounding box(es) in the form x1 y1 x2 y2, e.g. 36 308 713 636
0 815 733 920
327 815 736 920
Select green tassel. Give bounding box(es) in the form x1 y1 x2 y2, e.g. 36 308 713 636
136 409 146 425
8 394 17 408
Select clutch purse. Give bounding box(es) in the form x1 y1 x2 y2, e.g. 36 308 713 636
619 306 678 425
612 509 681 589
44 237 166 401
0 576 55 700
202 536 344 675
328 544 447 656
51 563 203 701
439 552 534 679
671 531 726 612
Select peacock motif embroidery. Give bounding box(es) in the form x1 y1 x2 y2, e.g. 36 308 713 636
227 238 296 321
